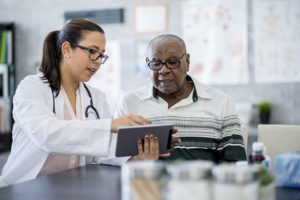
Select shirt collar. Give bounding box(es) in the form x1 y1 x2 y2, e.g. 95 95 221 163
139 84 155 101
189 75 212 100
140 75 212 101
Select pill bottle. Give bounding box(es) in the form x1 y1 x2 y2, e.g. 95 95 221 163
249 142 271 170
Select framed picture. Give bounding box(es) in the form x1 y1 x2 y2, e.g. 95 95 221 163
134 3 168 34
0 64 8 98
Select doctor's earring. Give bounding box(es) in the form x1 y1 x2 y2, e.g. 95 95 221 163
66 55 70 58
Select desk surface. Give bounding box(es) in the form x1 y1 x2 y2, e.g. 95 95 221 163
0 165 121 200
0 164 299 200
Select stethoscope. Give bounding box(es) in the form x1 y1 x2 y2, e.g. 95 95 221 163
52 83 100 119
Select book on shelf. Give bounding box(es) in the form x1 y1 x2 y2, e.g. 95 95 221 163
0 64 8 98
8 64 14 97
0 30 13 64
0 107 6 133
0 98 11 134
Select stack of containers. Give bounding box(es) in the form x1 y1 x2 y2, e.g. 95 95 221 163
121 161 260 200
165 160 214 200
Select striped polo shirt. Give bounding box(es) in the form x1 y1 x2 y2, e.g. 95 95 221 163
115 75 246 163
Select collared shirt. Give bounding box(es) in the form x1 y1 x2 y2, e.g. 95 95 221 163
115 75 246 163
38 87 81 176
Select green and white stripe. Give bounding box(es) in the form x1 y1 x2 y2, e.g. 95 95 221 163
149 116 223 139
149 115 246 161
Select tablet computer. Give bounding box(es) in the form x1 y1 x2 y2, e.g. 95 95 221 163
115 124 173 157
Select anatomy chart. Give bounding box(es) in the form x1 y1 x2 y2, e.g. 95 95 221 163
182 0 249 84
253 0 300 83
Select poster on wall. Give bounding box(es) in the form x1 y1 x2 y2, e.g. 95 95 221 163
87 40 121 114
182 0 249 85
253 0 300 83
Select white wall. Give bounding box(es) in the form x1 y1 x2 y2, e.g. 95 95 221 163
0 0 300 124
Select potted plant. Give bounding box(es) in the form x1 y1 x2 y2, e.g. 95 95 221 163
259 101 271 124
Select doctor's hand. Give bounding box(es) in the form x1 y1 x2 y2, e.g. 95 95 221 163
128 134 159 161
111 113 150 132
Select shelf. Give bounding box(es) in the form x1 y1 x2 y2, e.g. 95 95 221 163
0 23 14 30
0 23 15 153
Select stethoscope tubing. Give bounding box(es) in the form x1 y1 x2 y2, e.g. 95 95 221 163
51 83 100 119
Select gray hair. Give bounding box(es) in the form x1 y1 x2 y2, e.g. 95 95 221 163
147 34 186 53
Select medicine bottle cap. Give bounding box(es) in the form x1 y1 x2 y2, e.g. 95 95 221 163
252 142 264 152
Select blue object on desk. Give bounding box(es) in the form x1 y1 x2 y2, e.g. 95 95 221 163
274 151 300 188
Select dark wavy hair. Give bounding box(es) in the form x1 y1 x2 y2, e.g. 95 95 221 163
39 19 104 96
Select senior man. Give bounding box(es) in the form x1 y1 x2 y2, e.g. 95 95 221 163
115 34 246 163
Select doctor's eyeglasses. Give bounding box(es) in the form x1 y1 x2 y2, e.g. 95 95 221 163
71 44 109 64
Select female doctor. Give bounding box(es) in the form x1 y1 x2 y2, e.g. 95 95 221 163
0 19 161 187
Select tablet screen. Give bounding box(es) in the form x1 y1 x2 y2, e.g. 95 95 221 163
115 124 173 157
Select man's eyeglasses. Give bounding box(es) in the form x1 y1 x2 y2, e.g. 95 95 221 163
146 53 186 71
71 44 109 64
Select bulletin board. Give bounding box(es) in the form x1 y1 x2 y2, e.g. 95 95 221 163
182 0 249 85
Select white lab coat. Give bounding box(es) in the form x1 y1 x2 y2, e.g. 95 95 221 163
0 73 115 187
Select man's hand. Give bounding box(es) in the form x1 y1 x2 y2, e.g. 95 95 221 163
128 134 159 161
159 128 181 157
170 128 181 151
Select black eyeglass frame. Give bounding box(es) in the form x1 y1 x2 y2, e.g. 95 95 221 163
71 44 109 64
146 52 186 71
